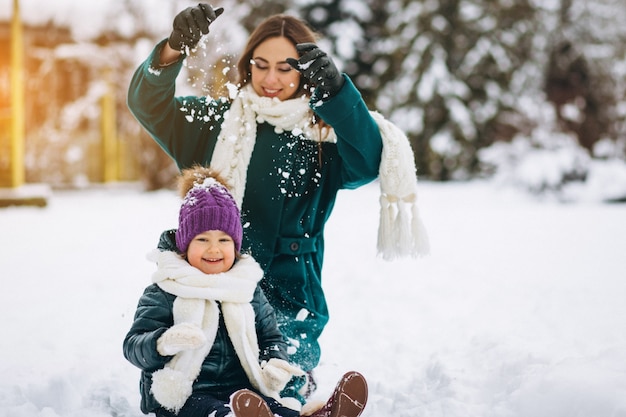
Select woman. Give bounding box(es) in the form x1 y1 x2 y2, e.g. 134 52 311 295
127 3 427 393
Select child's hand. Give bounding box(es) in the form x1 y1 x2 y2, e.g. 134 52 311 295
260 358 305 392
156 322 207 356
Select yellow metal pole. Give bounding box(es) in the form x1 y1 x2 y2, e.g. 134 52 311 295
10 0 25 187
101 68 118 183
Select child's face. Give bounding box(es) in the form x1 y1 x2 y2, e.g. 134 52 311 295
186 230 236 275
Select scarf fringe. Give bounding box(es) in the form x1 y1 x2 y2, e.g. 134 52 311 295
377 194 430 261
412 201 431 257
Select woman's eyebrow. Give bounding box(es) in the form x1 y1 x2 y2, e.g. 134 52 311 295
252 56 291 65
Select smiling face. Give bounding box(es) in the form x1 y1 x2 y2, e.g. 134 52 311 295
186 230 236 275
250 36 301 101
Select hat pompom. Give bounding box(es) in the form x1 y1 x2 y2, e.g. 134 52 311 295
177 165 230 198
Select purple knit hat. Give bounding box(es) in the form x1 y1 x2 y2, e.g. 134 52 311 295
175 177 243 253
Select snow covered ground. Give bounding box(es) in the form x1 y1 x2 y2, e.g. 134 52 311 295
1 180 625 417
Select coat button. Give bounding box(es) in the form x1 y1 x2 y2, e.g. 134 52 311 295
290 242 299 252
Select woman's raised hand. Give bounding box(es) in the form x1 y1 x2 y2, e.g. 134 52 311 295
168 4 224 51
287 43 345 98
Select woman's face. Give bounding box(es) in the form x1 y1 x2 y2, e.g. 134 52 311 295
250 36 301 101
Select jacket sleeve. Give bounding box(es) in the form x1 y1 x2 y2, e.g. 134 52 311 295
126 39 227 170
312 75 383 189
123 284 175 372
252 286 290 363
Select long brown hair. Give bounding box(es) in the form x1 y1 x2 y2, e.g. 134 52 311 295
237 14 318 98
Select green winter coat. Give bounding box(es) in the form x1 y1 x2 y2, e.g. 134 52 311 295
127 39 383 370
123 250 290 414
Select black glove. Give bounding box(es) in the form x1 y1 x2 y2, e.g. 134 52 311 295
286 43 345 98
168 4 224 51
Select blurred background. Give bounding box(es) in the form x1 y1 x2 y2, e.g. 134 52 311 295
1 0 626 197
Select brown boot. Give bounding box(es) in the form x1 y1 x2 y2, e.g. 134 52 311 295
230 389 273 417
308 371 368 417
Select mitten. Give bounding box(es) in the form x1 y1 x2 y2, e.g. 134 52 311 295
261 358 306 393
286 43 345 98
156 322 207 356
168 4 224 51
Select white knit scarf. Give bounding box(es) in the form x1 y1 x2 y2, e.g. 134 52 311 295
210 85 429 259
147 250 289 413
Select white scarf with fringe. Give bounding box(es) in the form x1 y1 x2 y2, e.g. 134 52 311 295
210 85 429 259
147 250 292 413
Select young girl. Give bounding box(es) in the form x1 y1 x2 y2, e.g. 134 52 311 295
123 165 368 417
123 166 304 417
